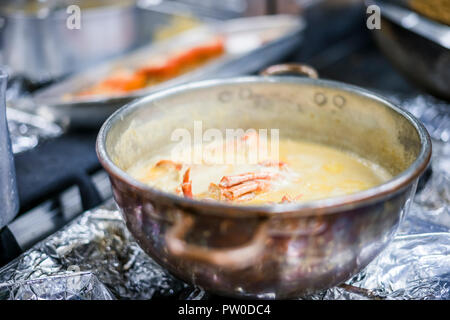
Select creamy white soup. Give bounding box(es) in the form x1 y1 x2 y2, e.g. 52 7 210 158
126 132 392 205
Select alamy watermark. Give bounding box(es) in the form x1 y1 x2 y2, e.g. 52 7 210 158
65 4 381 31
66 5 81 30
366 5 381 30
169 121 280 165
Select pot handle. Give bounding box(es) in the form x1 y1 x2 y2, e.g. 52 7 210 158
165 213 268 270
260 63 319 79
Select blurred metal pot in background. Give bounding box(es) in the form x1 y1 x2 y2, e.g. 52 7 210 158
0 0 200 83
368 0 450 101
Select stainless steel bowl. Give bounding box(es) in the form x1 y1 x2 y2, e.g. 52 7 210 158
97 64 431 298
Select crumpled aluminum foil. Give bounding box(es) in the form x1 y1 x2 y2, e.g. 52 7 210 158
0 106 448 300
0 272 115 300
0 202 191 300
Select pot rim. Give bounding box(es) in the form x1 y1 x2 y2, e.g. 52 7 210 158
96 76 432 217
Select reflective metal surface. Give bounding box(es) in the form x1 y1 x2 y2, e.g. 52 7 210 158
386 93 450 143
0 1 143 82
0 69 19 228
374 1 450 49
0 272 115 300
0 142 446 300
96 76 431 298
31 15 305 128
306 140 450 300
369 0 450 101
0 201 190 300
0 1 190 83
0 159 448 300
7 105 63 154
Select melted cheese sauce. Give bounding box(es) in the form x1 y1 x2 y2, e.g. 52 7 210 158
127 139 392 205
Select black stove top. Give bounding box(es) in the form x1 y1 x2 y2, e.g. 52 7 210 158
1 2 447 267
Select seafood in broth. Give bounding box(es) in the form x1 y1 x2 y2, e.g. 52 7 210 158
126 131 392 205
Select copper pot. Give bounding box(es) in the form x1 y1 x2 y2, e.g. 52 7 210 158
96 64 431 298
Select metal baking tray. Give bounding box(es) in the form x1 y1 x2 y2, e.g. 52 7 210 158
31 15 305 128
